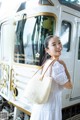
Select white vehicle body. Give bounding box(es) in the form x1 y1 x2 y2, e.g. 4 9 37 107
0 0 80 119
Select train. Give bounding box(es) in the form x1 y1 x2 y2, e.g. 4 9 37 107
0 0 80 120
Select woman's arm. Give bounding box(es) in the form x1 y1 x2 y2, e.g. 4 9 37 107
58 60 73 89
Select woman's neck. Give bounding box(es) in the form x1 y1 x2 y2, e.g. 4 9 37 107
51 56 59 60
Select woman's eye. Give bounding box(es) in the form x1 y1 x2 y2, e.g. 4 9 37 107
58 42 61 44
52 44 56 46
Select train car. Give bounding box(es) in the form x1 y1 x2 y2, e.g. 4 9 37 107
0 0 80 119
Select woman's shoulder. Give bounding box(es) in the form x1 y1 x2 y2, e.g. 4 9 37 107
58 59 65 65
44 59 66 69
52 59 65 71
57 59 67 69
51 60 65 76
52 59 64 65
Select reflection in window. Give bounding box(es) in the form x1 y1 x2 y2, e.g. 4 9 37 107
60 21 71 52
14 15 56 65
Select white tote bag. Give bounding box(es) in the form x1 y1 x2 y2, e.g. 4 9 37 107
24 60 54 104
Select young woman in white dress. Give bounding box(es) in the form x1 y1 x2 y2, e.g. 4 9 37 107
30 35 73 120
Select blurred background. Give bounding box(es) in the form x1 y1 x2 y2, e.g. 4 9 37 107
0 0 25 19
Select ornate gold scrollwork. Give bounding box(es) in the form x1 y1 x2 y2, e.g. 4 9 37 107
10 69 18 98
0 63 9 89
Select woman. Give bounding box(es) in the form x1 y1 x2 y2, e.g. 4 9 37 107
30 35 72 120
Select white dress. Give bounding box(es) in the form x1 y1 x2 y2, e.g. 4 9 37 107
30 61 68 120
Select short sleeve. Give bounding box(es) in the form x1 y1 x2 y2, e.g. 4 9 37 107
52 61 68 85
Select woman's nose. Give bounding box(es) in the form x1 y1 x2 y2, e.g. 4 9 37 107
57 44 62 50
56 44 60 48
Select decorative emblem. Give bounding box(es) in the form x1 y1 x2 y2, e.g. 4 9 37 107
35 52 40 58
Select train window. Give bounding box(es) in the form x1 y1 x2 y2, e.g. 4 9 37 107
17 2 26 12
39 0 54 5
60 21 71 52
78 37 80 60
26 0 53 5
58 0 80 11
14 15 56 65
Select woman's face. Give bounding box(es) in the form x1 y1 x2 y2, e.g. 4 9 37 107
45 37 62 59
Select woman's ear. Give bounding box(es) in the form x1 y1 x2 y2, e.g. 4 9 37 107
45 48 48 53
45 48 49 55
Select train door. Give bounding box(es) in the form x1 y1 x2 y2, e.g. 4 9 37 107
60 11 80 102
71 22 80 99
60 12 75 85
59 12 78 106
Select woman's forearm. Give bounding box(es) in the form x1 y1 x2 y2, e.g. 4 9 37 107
58 60 73 89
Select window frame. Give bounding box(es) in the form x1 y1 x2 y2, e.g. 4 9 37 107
60 20 72 52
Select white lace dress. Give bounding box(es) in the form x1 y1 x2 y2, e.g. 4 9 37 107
30 61 68 120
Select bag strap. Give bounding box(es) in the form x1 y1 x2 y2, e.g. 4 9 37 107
32 59 55 78
41 59 55 77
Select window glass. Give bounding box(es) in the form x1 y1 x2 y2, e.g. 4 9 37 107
58 0 80 11
60 21 71 52
14 15 56 65
26 0 53 5
17 2 26 12
39 0 53 5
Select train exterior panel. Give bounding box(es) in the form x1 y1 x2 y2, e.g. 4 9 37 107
0 0 80 119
